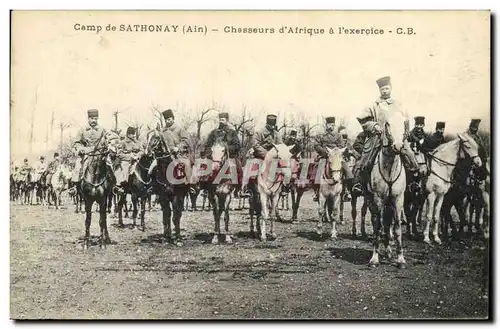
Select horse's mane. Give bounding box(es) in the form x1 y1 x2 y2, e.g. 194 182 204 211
430 136 460 155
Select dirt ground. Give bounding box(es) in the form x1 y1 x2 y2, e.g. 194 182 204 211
10 192 490 320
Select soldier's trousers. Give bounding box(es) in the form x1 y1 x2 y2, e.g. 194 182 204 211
72 156 115 183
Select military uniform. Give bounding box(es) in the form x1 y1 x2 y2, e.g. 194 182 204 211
407 117 428 154
352 76 419 195
253 114 283 159
115 127 143 185
283 129 302 156
71 109 115 183
45 153 61 186
148 109 193 187
33 157 48 183
18 160 31 181
422 122 446 152
204 112 242 184
468 119 489 181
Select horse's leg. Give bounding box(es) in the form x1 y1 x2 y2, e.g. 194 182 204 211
330 193 339 239
351 196 358 237
131 194 139 227
482 190 490 239
369 197 383 267
361 199 369 238
432 194 444 245
394 194 406 268
99 199 108 249
223 194 233 244
316 188 326 236
270 193 280 240
423 193 435 244
209 190 220 244
117 194 125 227
139 197 147 231
259 191 268 241
441 196 453 240
291 189 302 221
84 200 92 250
161 198 172 243
172 194 183 246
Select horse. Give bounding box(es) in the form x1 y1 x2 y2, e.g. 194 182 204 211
146 131 189 246
79 140 114 249
200 142 236 244
124 152 154 231
49 164 72 210
314 147 347 238
250 144 294 241
367 124 407 268
423 133 481 245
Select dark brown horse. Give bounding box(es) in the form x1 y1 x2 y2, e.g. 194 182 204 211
147 131 189 246
80 143 114 249
125 152 154 231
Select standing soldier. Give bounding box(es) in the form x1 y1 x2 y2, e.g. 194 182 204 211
351 76 420 196
71 109 116 187
311 117 351 202
204 112 242 184
114 126 143 192
423 121 446 152
147 109 194 194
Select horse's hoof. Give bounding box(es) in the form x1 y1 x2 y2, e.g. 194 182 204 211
330 234 338 240
368 262 379 268
423 238 432 245
211 236 219 244
260 236 267 242
225 235 233 244
352 230 357 237
271 233 277 240
434 238 442 245
175 240 183 247
361 232 367 239
397 262 407 269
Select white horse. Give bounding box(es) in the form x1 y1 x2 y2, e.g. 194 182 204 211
255 143 294 241
423 133 482 244
50 163 72 210
315 147 347 239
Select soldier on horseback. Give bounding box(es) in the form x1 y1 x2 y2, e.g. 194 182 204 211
423 121 446 152
467 118 489 180
70 109 116 189
44 152 61 187
351 76 420 196
147 109 195 194
311 116 352 202
203 112 242 183
239 114 282 197
114 126 143 193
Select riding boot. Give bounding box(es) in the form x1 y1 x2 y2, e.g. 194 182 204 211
343 178 353 202
147 159 157 177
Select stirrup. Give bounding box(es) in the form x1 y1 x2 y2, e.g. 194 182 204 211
342 192 352 202
238 190 251 198
352 184 364 196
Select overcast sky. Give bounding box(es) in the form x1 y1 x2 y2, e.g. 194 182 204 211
11 10 490 158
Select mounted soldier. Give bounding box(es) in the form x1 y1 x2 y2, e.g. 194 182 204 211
203 112 242 183
239 113 282 197
114 126 143 193
147 109 195 194
33 156 48 184
311 116 351 202
283 128 302 156
18 158 31 181
70 109 116 188
423 121 446 152
351 76 420 196
407 116 428 175
44 152 62 186
467 118 489 181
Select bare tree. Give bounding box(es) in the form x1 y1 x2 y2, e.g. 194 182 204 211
150 104 164 129
195 108 217 140
29 87 38 154
57 122 72 154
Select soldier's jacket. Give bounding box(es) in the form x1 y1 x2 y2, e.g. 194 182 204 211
46 159 61 173
204 125 241 158
407 128 428 153
73 124 112 154
120 136 143 161
160 122 188 153
314 129 345 157
361 97 409 143
19 164 31 177
470 132 489 162
422 132 445 153
34 161 48 174
254 125 283 151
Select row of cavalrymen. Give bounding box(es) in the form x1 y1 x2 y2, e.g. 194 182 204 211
14 76 489 200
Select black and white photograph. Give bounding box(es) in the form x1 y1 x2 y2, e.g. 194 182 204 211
9 10 491 319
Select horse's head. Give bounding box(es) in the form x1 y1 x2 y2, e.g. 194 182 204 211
146 130 166 157
325 146 346 182
211 142 228 164
458 133 482 167
270 143 294 167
